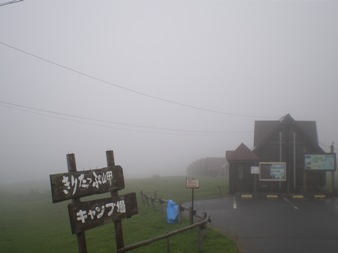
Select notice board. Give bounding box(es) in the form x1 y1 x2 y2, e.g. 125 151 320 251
259 162 286 181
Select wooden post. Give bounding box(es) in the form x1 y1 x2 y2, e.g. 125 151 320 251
178 204 182 223
303 171 307 194
198 212 207 253
159 199 164 214
190 188 195 224
140 191 144 204
166 234 170 253
198 226 202 253
331 143 335 194
67 154 88 253
151 198 156 210
106 150 125 253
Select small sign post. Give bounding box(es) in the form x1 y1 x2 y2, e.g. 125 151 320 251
186 177 199 224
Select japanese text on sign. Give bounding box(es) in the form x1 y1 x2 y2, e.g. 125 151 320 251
68 192 138 234
62 170 113 196
76 200 126 224
50 166 125 203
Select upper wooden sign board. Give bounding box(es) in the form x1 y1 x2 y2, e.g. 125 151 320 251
50 166 125 203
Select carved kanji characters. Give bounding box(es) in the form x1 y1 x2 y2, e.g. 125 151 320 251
117 200 126 213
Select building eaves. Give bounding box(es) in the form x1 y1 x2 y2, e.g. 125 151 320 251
226 143 260 161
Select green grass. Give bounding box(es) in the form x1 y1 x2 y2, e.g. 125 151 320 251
122 176 228 203
0 176 238 253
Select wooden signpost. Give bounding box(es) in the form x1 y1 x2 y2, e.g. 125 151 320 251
49 150 138 253
186 177 199 225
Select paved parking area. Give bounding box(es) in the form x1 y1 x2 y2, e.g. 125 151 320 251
194 195 338 253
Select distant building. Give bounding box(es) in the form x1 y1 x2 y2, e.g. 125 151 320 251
226 114 333 194
187 157 225 177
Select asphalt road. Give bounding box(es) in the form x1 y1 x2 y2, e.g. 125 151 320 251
194 195 338 253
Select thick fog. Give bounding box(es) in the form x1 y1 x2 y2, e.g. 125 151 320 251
1 0 337 184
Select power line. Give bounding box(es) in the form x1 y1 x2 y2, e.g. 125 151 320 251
0 0 23 7
0 100 252 135
0 41 276 119
0 102 225 136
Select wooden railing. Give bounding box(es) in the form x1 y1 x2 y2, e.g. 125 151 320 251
117 191 211 253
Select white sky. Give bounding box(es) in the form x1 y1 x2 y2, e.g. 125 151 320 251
1 0 338 183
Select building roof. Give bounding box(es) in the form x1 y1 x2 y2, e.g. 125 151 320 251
253 114 321 151
226 143 260 161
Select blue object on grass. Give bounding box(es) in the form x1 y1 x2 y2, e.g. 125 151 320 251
166 199 178 224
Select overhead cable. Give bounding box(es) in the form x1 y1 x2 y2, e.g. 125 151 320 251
0 41 276 119
0 100 252 135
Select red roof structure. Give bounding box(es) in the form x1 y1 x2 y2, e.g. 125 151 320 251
226 143 260 161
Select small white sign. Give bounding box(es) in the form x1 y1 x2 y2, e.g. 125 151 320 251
186 177 200 189
251 166 260 174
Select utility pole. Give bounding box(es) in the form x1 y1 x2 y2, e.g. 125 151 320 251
331 142 335 194
0 0 23 7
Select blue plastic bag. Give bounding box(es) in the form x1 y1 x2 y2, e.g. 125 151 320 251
166 199 178 224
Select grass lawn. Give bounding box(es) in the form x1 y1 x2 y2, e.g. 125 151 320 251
0 176 238 253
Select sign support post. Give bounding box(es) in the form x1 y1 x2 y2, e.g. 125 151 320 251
67 153 88 253
191 188 195 225
251 166 260 194
106 150 125 252
186 178 199 225
331 143 335 194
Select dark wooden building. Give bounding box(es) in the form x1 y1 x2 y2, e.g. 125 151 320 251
227 114 328 194
226 143 260 194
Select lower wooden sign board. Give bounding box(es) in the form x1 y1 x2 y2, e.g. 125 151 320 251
68 192 138 234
